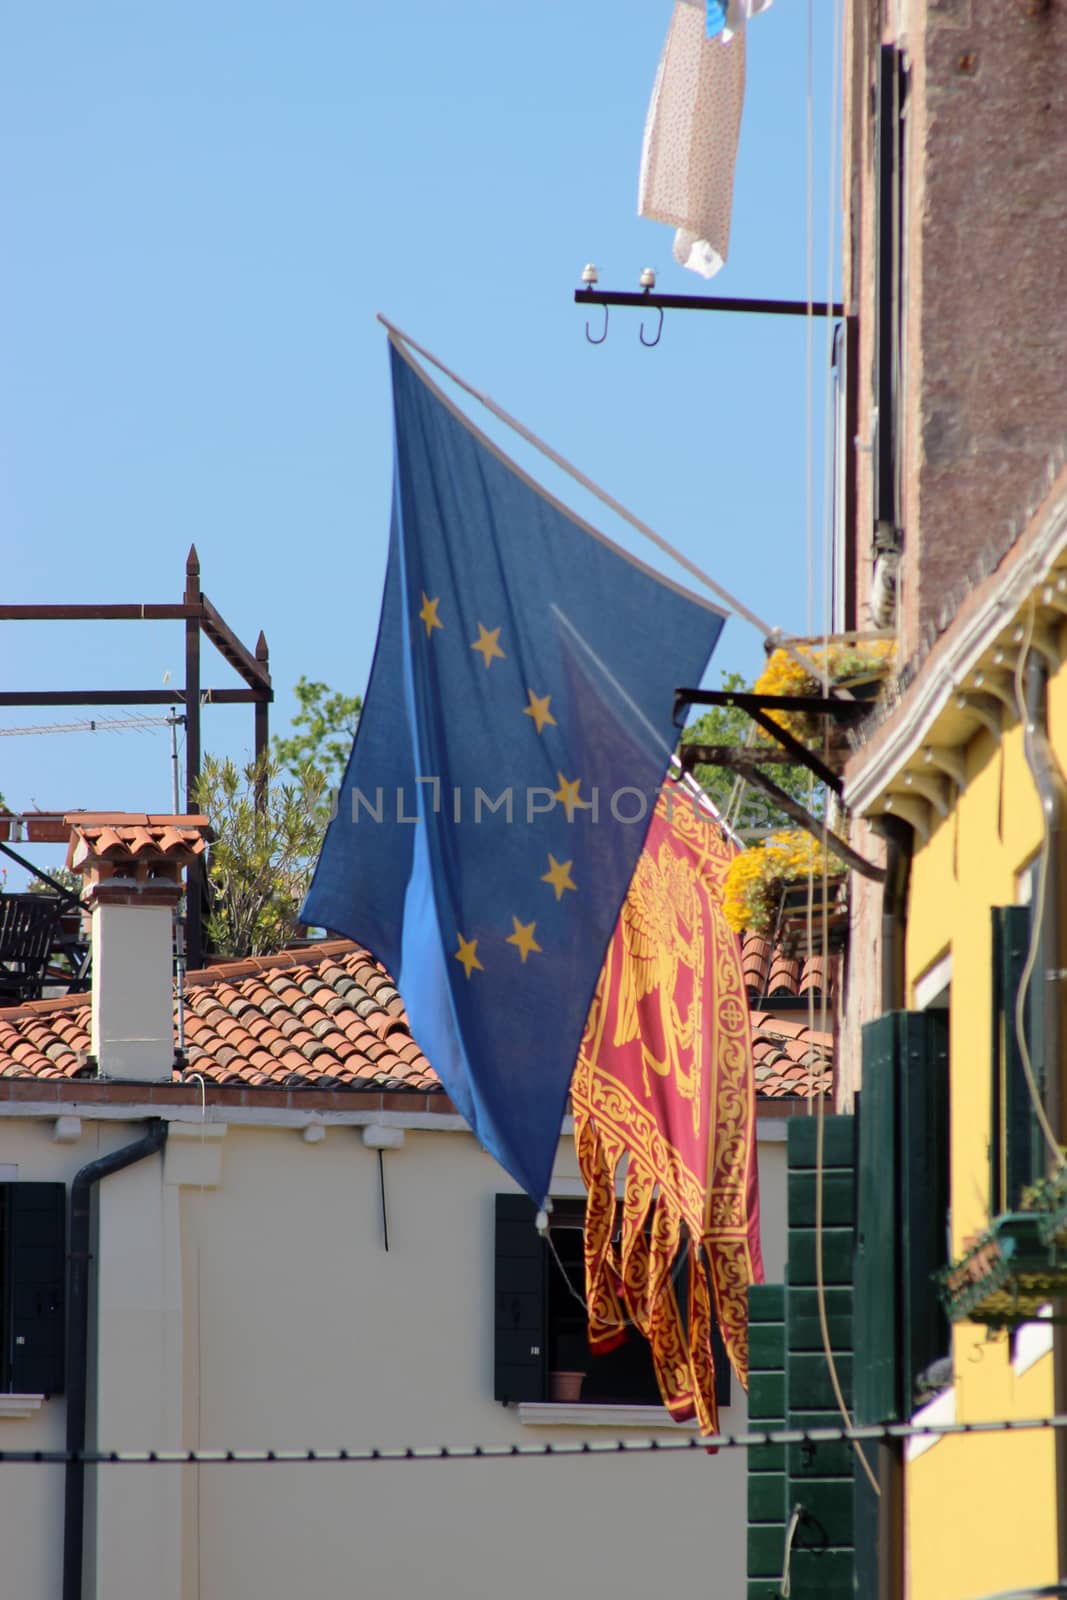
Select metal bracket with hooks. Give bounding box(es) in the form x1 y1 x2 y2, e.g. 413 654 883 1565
581 265 666 347
584 302 608 345
577 264 844 347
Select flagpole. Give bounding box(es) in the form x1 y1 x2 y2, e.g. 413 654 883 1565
377 316 779 640
377 316 862 712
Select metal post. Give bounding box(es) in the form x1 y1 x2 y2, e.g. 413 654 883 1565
254 630 269 815
184 546 203 969
169 709 181 814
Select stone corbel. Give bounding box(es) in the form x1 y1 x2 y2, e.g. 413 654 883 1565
881 791 932 844
955 690 1003 741
971 669 1018 716
902 767 950 818
922 745 968 793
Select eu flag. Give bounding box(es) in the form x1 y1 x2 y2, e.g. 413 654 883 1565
302 337 725 1204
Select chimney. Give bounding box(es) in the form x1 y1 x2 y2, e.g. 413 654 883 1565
66 813 209 1082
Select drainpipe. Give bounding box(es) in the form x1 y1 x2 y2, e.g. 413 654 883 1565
63 1119 168 1600
1023 658 1067 1586
877 813 912 1600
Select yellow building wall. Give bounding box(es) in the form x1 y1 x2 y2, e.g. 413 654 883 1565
900 665 1067 1598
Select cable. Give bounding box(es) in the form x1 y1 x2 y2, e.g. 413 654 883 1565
380 318 863 705
781 1503 804 1598
805 0 880 1495
805 0 815 638
4 1412 1067 1466
1011 605 1064 1163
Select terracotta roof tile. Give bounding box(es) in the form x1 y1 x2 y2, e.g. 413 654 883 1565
0 937 831 1102
65 813 210 868
748 1009 833 1100
740 933 838 1004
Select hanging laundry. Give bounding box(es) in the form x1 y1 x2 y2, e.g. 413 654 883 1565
707 0 773 41
640 0 769 278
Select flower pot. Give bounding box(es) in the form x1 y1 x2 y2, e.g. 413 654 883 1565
549 1370 586 1403
940 1212 1067 1327
776 877 849 959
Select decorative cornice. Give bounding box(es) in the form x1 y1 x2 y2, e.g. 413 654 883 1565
845 466 1067 817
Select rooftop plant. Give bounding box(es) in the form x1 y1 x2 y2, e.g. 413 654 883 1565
723 829 847 937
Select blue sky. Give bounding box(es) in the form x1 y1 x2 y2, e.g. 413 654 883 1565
0 2 839 858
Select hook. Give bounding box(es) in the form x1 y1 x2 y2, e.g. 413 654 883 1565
639 304 664 348
585 303 608 345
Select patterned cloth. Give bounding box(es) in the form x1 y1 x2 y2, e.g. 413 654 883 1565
571 783 763 1436
638 1 747 279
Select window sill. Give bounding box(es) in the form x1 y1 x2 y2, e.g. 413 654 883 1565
516 1402 701 1430
0 1394 45 1419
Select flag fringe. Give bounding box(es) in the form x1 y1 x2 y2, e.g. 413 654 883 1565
575 1105 721 1436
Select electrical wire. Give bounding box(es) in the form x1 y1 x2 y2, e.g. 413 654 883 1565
1012 604 1065 1164
802 0 880 1498
780 1503 804 1598
805 0 816 639
4 1412 1067 1466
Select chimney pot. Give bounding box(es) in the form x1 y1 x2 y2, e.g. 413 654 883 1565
64 814 209 1082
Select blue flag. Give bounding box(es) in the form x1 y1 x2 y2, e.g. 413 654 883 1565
302 338 725 1204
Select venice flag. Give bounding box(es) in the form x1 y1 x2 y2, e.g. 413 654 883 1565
572 777 764 1433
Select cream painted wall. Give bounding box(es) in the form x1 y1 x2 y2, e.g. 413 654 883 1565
0 1118 162 1600
0 1111 786 1600
900 663 1067 1599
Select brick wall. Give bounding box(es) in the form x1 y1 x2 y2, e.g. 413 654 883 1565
849 0 1067 659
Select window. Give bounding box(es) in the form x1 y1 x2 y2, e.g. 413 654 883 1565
0 1183 65 1396
992 905 1043 1212
493 1193 730 1410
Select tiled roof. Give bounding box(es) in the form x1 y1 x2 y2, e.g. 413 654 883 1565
0 941 435 1093
66 812 210 865
0 939 830 1101
749 1011 833 1099
741 933 836 1001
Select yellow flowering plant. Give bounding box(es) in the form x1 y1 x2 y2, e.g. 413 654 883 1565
723 829 847 936
754 640 896 744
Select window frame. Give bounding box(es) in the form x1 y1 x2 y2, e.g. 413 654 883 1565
0 1181 66 1399
493 1191 730 1422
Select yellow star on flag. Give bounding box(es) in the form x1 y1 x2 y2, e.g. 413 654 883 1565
419 593 443 638
541 855 576 900
554 771 590 822
454 933 484 980
523 689 556 735
505 917 542 964
471 623 506 669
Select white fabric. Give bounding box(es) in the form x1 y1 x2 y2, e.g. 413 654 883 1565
638 1 752 279
719 0 773 41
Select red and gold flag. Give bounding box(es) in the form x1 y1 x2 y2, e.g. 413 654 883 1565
571 780 763 1436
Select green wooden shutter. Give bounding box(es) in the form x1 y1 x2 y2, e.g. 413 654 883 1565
992 906 1041 1211
785 1115 857 1600
493 1194 547 1403
745 1118 862 1598
855 1012 950 1425
855 1015 899 1424
747 1283 787 1600
6 1183 66 1396
899 1011 950 1409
